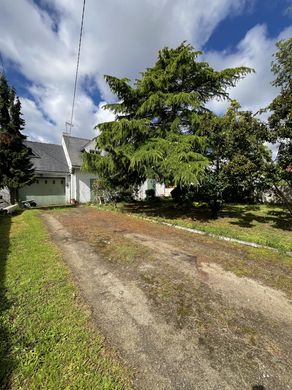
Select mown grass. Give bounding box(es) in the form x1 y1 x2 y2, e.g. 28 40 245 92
97 201 292 253
0 210 132 389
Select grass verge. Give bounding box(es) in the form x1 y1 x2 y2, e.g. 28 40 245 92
0 210 132 389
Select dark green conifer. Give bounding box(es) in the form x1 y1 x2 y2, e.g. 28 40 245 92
83 43 252 191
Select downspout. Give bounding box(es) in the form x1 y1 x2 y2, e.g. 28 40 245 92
70 167 75 203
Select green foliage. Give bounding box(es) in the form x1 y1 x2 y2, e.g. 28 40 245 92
83 42 252 190
91 177 116 204
267 37 292 212
269 38 292 140
89 177 135 203
0 73 34 203
191 101 271 215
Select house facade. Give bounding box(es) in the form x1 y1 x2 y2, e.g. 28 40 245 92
62 134 98 203
17 134 98 206
18 140 71 206
0 133 172 207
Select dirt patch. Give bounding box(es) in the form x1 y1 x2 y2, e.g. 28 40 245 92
43 208 292 390
126 232 292 326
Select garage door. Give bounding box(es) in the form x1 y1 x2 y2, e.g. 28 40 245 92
19 177 66 206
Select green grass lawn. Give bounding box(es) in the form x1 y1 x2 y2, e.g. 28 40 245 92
99 201 292 253
0 210 132 389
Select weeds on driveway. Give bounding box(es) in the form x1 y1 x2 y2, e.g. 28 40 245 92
95 201 292 253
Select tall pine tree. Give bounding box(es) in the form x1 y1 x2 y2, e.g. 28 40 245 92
83 43 252 191
0 73 34 204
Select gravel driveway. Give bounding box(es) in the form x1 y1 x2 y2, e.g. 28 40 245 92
43 207 292 390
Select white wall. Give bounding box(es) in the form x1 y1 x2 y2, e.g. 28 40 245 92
0 187 10 203
65 175 71 203
136 180 148 200
155 182 166 197
62 135 73 170
84 139 97 152
136 180 172 200
73 170 98 203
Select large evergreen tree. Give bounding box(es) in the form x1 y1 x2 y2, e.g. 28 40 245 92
83 43 252 191
0 73 34 204
267 37 292 212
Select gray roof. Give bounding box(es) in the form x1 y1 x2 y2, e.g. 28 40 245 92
25 141 69 173
62 134 90 167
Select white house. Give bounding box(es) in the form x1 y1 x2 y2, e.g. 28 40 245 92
16 134 99 206
0 133 172 207
136 179 173 200
62 134 99 204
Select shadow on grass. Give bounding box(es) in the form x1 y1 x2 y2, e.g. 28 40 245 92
122 200 292 232
122 199 213 222
0 214 14 389
225 205 292 231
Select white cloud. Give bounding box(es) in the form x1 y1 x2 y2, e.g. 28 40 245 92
205 25 292 117
21 97 57 143
0 0 284 144
94 102 116 126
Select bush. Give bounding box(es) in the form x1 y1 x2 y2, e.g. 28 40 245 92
145 188 155 200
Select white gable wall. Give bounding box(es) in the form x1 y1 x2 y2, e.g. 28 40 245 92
76 170 97 203
70 169 98 203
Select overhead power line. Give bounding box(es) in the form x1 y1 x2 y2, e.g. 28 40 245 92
67 0 86 133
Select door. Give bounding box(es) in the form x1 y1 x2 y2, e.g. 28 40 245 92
19 177 66 206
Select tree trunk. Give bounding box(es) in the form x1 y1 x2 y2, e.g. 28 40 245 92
8 187 18 205
209 199 222 219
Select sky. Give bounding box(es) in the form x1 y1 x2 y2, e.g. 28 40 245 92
0 0 291 144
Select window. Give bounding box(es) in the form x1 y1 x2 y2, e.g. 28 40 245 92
53 180 55 184
36 180 39 184
61 180 64 184
45 180 47 184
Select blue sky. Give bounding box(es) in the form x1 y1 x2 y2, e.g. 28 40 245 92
206 0 291 50
0 0 291 143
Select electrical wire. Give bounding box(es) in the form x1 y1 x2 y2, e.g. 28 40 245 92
69 0 86 131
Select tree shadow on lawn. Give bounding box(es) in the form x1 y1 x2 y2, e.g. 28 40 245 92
0 214 15 389
225 205 292 231
123 199 213 222
123 201 292 232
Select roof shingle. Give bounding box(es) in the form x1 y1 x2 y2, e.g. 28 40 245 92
25 141 69 173
62 134 90 167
